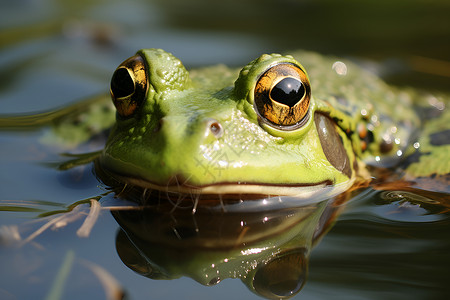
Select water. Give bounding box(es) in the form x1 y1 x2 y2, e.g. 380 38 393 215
1 0 450 299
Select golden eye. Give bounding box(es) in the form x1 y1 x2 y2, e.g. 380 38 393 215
254 63 311 128
110 54 148 117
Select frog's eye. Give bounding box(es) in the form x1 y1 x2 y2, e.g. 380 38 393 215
110 55 148 117
254 63 311 129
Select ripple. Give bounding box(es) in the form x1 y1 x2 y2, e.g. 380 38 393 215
373 191 444 223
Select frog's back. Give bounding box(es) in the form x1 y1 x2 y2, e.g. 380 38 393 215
290 50 449 192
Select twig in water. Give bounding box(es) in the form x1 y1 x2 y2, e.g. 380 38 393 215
81 259 126 300
76 199 101 238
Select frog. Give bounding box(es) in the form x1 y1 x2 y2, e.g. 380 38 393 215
96 49 448 299
97 48 449 208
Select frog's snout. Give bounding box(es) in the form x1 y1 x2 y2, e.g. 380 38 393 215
153 116 225 147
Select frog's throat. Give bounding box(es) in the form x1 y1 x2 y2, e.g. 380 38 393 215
115 175 356 199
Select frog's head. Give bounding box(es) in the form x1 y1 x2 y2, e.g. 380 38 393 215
99 48 356 202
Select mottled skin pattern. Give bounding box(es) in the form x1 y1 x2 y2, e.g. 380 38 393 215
288 51 449 193
188 50 448 183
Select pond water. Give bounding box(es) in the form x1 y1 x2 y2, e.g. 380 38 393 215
1 0 450 299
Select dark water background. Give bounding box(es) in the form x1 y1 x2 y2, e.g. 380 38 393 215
1 0 450 299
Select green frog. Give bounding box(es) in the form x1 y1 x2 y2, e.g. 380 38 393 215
97 49 448 299
97 48 448 204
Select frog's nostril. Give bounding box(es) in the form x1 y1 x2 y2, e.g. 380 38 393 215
153 119 163 133
207 119 223 138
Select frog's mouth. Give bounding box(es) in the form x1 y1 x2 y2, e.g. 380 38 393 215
106 172 355 210
127 175 334 196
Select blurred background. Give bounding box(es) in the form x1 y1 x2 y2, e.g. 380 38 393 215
1 0 449 114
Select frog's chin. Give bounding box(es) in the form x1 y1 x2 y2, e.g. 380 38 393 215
119 175 355 201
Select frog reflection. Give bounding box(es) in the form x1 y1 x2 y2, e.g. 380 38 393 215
112 196 346 299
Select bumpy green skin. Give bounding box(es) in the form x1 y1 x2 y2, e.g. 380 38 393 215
101 49 356 196
101 49 448 194
295 51 447 168
403 97 450 179
100 48 449 195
